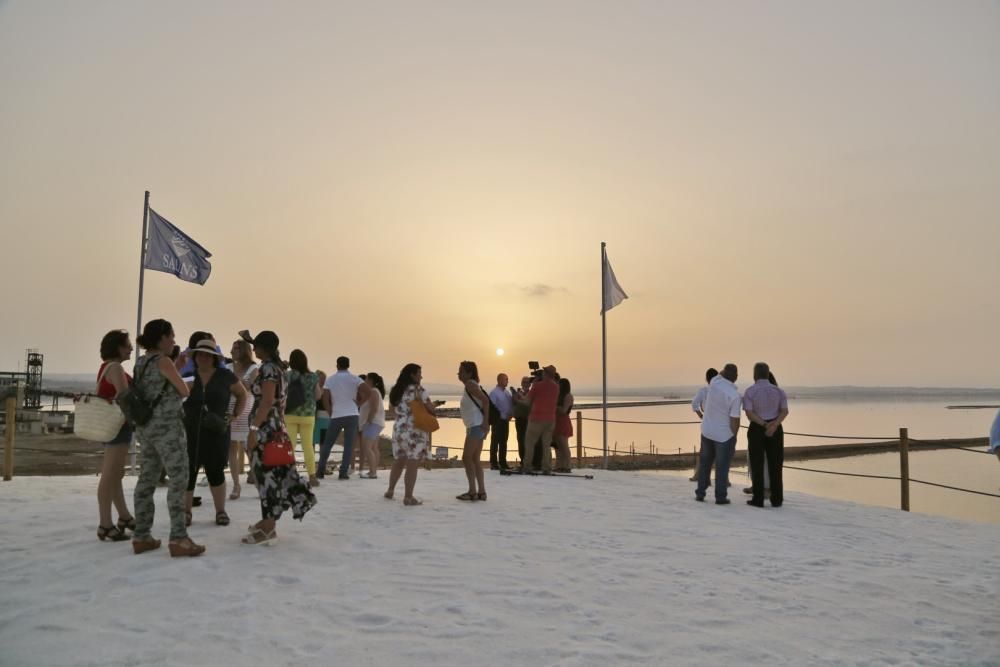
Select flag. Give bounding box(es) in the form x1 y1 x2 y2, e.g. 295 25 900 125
601 253 628 314
143 208 212 285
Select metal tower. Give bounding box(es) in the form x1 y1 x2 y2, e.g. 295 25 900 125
24 349 42 409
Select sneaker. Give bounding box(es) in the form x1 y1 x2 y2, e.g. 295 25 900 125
715 498 731 505
747 500 765 508
338 472 350 480
695 495 705 502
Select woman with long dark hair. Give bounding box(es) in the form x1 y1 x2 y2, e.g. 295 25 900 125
285 349 323 486
359 372 386 479
227 338 258 498
456 361 489 501
384 363 435 505
131 319 205 557
183 339 247 527
554 377 574 473
95 329 136 542
241 330 317 544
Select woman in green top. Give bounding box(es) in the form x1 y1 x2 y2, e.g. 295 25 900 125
285 349 323 486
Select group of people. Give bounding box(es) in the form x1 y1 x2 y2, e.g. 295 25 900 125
93 321 576 554
487 367 576 474
690 362 788 507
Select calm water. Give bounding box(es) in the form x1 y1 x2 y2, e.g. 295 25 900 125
424 395 999 524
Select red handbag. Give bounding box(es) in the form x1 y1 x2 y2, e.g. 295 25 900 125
261 430 295 467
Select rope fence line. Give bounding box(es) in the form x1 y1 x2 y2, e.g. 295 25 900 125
906 437 993 455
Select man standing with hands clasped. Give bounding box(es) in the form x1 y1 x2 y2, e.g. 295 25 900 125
695 363 741 504
743 362 788 508
489 373 514 471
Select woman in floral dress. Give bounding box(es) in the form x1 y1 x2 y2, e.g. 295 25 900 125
241 330 317 544
384 363 436 506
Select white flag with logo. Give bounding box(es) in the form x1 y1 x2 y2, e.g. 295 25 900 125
601 254 628 314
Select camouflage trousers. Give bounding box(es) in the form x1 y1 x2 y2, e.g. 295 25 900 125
133 418 190 540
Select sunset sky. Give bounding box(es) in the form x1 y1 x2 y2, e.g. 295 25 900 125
1 1 998 387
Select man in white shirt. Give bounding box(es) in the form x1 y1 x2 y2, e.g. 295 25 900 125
689 367 719 482
488 374 514 471
317 356 371 480
695 364 741 504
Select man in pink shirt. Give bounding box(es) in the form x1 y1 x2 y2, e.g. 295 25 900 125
520 365 559 473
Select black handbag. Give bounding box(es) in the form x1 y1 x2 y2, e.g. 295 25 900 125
193 372 229 434
117 355 169 427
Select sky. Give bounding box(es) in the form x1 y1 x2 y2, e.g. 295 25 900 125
1 1 998 388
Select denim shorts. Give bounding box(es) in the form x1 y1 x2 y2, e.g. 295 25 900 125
361 423 383 440
466 425 486 440
105 423 133 447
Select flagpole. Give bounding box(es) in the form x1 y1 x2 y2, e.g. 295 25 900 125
136 190 150 338
131 190 149 476
601 241 608 470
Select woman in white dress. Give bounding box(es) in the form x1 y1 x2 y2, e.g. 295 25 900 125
227 338 258 499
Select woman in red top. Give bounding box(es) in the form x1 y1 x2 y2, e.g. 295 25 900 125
95 329 136 542
554 377 575 473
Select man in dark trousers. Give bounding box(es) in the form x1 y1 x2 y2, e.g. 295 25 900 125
742 362 788 507
488 373 514 470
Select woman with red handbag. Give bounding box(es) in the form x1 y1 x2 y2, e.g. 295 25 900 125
241 330 317 545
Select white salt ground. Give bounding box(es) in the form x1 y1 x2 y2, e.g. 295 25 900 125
0 469 997 667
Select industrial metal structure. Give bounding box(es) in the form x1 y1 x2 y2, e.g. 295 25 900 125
0 349 43 410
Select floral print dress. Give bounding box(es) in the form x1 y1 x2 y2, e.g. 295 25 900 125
250 360 317 520
392 384 432 461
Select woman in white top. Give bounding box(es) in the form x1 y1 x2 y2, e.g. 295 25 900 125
457 360 490 502
359 372 386 479
227 339 258 499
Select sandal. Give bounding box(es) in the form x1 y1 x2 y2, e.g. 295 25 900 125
229 484 241 501
116 516 136 533
456 492 478 501
168 536 206 558
97 525 129 542
403 497 423 506
215 511 230 526
477 492 487 502
241 527 277 545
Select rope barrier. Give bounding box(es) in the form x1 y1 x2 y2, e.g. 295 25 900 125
782 465 1000 498
582 416 897 440
908 478 1000 498
783 464 900 481
906 438 993 455
580 417 701 425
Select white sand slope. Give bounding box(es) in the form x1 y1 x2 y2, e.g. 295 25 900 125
0 470 997 667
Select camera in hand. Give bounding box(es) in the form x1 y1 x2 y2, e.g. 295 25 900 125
528 361 544 382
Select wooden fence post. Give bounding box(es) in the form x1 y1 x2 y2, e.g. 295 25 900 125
899 427 910 512
576 411 582 467
3 385 19 481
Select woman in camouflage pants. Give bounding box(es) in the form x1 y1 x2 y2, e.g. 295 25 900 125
131 319 206 558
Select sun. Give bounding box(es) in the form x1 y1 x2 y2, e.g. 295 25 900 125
496 348 505 356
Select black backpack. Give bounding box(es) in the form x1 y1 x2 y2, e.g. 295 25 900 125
285 373 306 412
117 355 169 427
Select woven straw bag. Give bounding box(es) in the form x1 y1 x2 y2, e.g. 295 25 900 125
74 394 126 442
